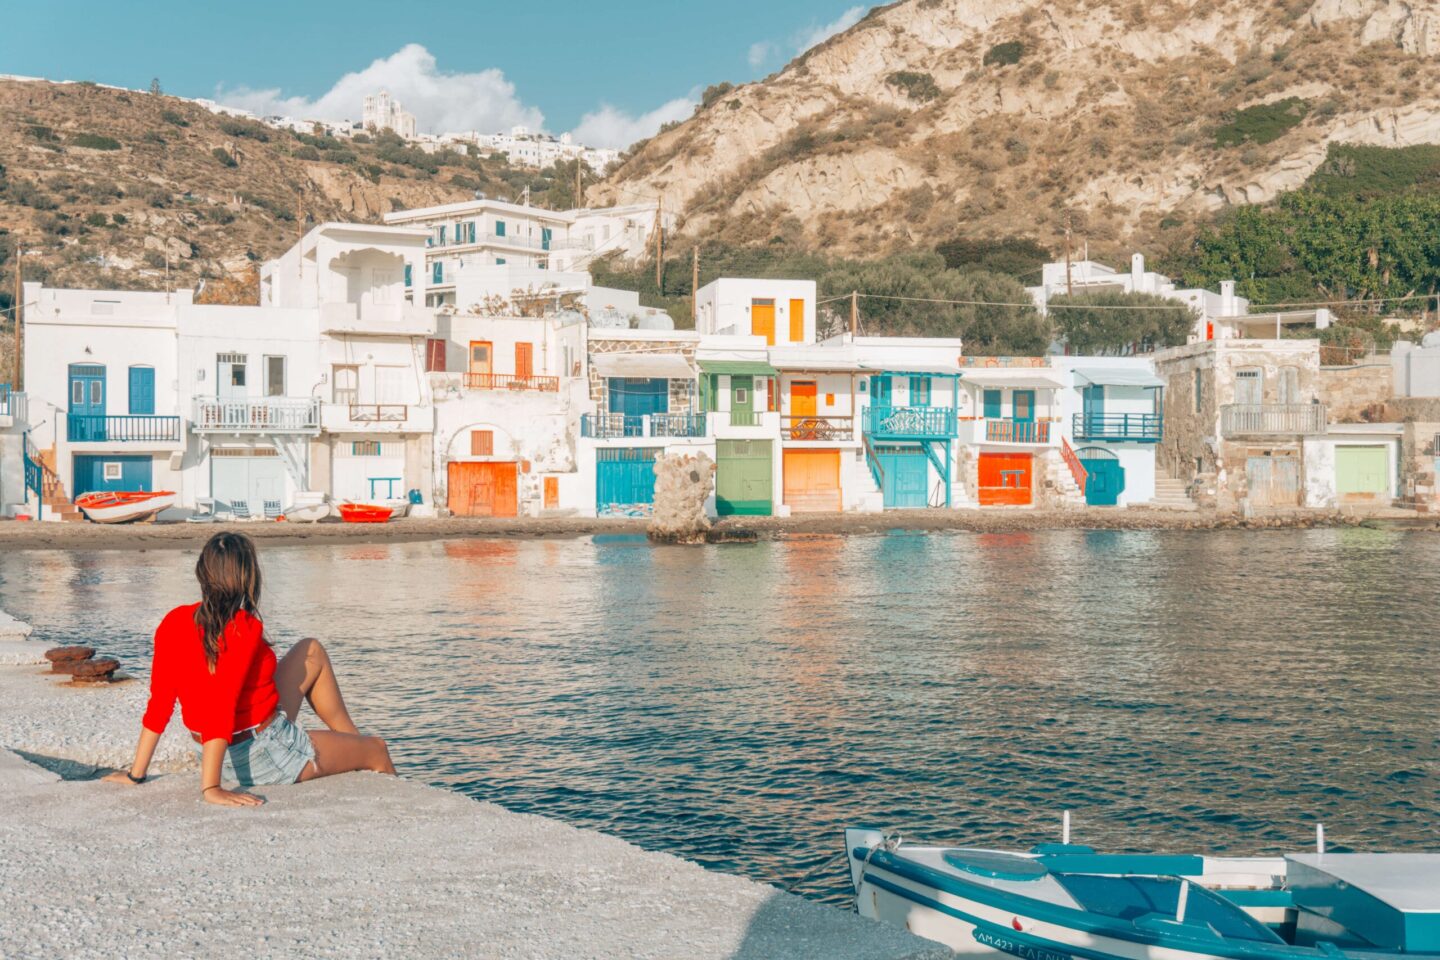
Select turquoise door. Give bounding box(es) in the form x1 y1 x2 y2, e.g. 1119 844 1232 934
877 448 929 508
609 378 669 434
68 364 107 441
1079 451 1124 506
982 389 1002 419
1013 390 1035 422
596 448 661 515
871 375 892 407
74 454 152 497
1082 384 1104 434
128 366 155 415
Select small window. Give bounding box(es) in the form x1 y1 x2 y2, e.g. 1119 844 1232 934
495 220 506 237
909 376 932 406
495 257 506 266
825 393 835 406
230 364 247 388
103 462 123 481
264 356 286 397
471 430 494 457
352 441 382 457
1193 369 1204 413
425 338 447 373
734 387 749 405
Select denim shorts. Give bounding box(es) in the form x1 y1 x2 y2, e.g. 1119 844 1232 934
192 714 317 786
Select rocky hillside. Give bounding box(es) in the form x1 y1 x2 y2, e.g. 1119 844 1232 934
595 0 1440 259
0 80 571 296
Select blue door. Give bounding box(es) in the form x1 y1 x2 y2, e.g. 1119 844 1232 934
596 448 661 515
73 454 152 497
877 448 929 508
68 364 107 441
128 366 155 415
609 378 668 437
1079 450 1125 506
871 375 892 407
1013 390 1035 422
1082 384 1104 434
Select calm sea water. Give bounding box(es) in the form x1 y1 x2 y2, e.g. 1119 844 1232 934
2 529 1437 904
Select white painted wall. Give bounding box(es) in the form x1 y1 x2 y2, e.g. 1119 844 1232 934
695 278 817 343
1302 435 1400 508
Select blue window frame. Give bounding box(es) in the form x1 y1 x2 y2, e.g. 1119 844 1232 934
495 257 506 266
467 221 477 243
909 376 931 406
404 264 412 287
438 225 447 245
432 261 443 284
1013 390 1035 422
495 220 506 237
127 366 155 415
982 389 1002 419
872 375 892 406
541 227 552 251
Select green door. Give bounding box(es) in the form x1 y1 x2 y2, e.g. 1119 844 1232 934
716 439 772 515
1335 445 1388 498
729 375 756 426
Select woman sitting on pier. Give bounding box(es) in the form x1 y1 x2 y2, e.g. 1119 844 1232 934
106 530 395 806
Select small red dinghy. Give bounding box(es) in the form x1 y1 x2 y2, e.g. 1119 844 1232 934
75 491 177 524
337 503 393 524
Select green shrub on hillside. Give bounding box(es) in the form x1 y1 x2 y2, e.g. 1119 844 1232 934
211 147 238 168
886 71 941 102
701 82 734 109
983 41 1024 67
84 212 109 227
160 108 189 127
6 180 57 210
1214 97 1308 146
1306 143 1440 197
219 118 271 142
1049 290 1194 354
70 133 121 151
935 235 1049 280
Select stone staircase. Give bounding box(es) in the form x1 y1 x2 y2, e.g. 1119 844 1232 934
1148 472 1199 511
1042 449 1087 508
37 450 84 522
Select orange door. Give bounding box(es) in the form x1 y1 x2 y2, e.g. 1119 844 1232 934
752 299 776 345
789 381 818 438
783 449 841 513
978 452 1033 506
447 461 518 517
789 298 805 343
515 342 533 379
543 476 559 509
468 341 492 375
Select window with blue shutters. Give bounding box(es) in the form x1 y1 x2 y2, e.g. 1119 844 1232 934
495 257 506 266
438 225 447 245
495 220 506 237
909 376 931 406
541 227 552 251
404 264 412 287
467 221 477 243
128 366 155 415
983 389 1002 419
433 261 443 283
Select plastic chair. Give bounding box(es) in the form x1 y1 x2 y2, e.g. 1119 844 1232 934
263 500 282 521
185 497 219 524
231 500 254 522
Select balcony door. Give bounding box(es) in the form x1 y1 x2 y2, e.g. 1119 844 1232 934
1083 384 1104 433
1013 390 1035 423
871 375 892 407
1236 368 1263 405
218 353 248 401
468 341 492 382
68 364 107 441
515 342 534 380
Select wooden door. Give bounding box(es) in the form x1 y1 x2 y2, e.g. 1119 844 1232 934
978 452 1033 506
447 461 518 517
789 298 805 343
1335 445 1388 501
515 342 534 379
468 341 492 375
783 449 841 513
751 299 776 346
716 440 772 515
877 448 929 508
789 380 817 437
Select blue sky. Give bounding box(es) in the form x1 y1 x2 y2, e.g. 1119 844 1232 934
0 1 870 147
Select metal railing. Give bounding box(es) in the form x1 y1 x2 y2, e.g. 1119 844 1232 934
1072 413 1163 442
1061 436 1088 494
192 397 321 433
1220 403 1326 436
783 415 854 441
463 372 560 393
349 404 409 423
66 414 181 443
985 419 1052 443
864 405 958 438
581 412 705 439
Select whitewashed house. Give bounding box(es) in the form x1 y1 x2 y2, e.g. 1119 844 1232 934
1050 356 1164 507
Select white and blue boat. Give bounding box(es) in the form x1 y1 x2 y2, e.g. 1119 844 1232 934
845 824 1440 960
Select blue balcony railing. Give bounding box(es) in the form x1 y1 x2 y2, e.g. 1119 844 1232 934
582 412 705 439
67 414 182 443
1073 412 1163 442
864 405 958 438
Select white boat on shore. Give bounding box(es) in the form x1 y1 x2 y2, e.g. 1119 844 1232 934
282 501 331 522
845 825 1440 960
74 491 177 524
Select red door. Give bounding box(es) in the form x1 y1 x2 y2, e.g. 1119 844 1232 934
448 461 518 517
978 453 1033 506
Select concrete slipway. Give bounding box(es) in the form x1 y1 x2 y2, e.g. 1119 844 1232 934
0 627 951 960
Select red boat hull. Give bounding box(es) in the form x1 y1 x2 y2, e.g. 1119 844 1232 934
337 504 393 524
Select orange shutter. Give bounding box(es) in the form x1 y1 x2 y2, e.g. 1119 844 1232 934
471 430 494 457
789 298 805 342
425 338 447 372
515 342 533 379
543 476 559 508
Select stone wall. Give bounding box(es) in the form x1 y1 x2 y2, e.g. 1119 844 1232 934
1319 363 1392 422
587 338 699 413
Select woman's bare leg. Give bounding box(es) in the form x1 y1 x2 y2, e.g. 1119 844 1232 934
297 730 396 781
275 638 360 735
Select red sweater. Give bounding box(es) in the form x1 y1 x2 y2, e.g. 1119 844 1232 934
141 603 278 744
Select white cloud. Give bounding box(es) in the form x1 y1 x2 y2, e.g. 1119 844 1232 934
795 5 867 53
568 96 697 150
748 40 778 69
214 43 544 135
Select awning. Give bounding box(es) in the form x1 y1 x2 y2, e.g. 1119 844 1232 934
957 367 1069 389
770 353 862 371
591 353 694 379
697 359 779 377
1072 366 1165 388
858 363 961 375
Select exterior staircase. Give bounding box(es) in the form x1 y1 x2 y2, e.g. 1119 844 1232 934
1148 471 1199 511
1042 450 1087 508
37 450 84 522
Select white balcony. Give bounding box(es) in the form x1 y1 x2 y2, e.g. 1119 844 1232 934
320 302 437 337
192 397 321 435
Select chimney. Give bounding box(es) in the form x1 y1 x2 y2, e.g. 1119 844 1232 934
1130 252 1145 287
1220 280 1236 316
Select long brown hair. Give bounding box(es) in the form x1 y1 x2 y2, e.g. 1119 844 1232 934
193 531 267 668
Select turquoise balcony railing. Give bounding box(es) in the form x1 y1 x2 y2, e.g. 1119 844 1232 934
582 412 705 439
1072 412 1163 442
863 405 958 439
67 414 181 443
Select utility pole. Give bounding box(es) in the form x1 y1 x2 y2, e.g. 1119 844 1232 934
691 246 699 324
575 161 583 210
1064 213 1073 297
850 290 859 339
12 240 21 390
653 196 664 289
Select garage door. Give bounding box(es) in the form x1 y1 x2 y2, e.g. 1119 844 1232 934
875 446 928 509
1245 453 1300 507
448 461 518 517
716 440 772 516
1336 445 1389 502
1078 448 1125 507
978 452 1033 506
211 450 286 516
74 455 153 497
596 447 662 515
782 448 841 513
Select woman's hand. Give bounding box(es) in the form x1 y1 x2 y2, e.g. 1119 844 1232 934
101 770 144 785
203 786 264 807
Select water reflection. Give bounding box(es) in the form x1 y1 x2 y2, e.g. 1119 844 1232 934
1 529 1437 904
